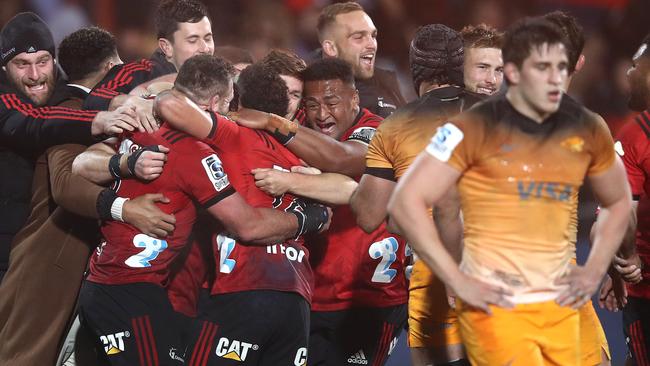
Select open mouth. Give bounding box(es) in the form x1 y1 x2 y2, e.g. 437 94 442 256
316 121 336 135
548 90 562 102
360 54 374 67
25 83 47 93
475 86 496 95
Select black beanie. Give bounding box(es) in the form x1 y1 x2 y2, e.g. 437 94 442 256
409 24 464 92
1 12 55 66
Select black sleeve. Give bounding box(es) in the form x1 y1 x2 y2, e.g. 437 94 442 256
83 59 157 111
0 93 97 150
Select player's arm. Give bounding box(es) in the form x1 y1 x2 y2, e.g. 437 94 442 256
0 97 140 150
350 173 395 233
388 152 512 313
129 73 177 98
154 89 215 139
72 141 169 184
230 108 368 176
252 166 357 206
557 156 632 308
48 144 176 237
84 59 157 111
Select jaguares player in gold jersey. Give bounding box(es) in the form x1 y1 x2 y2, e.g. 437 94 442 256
389 18 631 366
351 24 501 366
544 10 611 366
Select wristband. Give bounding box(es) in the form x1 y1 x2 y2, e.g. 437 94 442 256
110 197 129 222
127 145 161 176
108 153 122 179
96 188 118 221
268 113 298 145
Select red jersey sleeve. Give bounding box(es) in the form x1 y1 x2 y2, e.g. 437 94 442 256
341 108 383 144
176 143 235 208
616 112 650 199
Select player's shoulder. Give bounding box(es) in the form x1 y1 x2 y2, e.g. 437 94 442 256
617 109 650 144
357 108 383 128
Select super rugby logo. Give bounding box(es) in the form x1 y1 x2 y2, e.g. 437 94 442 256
215 337 259 362
100 331 130 355
349 126 376 145
202 154 229 192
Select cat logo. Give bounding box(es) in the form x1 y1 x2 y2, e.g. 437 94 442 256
215 337 258 361
100 331 130 355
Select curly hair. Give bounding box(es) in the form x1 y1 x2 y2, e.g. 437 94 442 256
302 58 355 87
461 23 503 50
237 63 289 116
58 26 118 82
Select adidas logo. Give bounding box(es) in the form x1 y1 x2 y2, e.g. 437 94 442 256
27 46 36 53
347 349 368 364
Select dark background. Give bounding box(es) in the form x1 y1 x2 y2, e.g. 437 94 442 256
2 0 646 364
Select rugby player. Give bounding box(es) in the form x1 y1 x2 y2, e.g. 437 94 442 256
389 18 631 365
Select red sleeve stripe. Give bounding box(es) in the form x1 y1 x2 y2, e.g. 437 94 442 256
635 114 650 139
8 94 97 117
90 88 120 98
3 94 96 122
102 59 153 91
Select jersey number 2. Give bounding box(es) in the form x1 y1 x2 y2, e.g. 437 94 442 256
124 234 168 268
216 234 236 273
369 237 398 283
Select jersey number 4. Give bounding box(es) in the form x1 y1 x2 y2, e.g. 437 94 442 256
124 234 168 268
369 237 399 283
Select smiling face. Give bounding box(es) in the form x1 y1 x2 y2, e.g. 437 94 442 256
326 11 377 80
161 16 214 70
505 42 569 121
303 78 359 140
464 46 504 95
5 50 56 106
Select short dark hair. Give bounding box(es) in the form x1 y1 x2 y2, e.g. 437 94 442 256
155 0 210 40
260 49 306 79
238 64 289 116
502 18 567 69
213 46 254 65
543 11 585 73
58 26 117 82
175 54 234 103
302 58 355 88
317 2 364 40
461 24 503 50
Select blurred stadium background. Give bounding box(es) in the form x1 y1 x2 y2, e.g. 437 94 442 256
3 0 647 364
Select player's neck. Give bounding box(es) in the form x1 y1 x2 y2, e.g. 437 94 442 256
418 82 451 97
505 88 552 124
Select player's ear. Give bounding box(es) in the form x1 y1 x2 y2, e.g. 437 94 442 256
208 94 221 114
159 38 174 60
352 88 360 107
504 62 520 85
322 40 338 57
574 54 586 73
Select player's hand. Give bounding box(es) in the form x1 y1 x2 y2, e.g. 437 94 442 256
129 145 169 181
122 193 176 238
252 168 293 196
450 274 514 314
613 254 643 284
445 284 457 309
123 96 157 133
555 265 602 309
291 166 321 175
598 274 627 311
91 107 139 136
229 108 270 130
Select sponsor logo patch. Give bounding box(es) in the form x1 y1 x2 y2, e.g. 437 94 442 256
100 331 130 355
426 123 463 162
201 154 229 191
215 337 258 362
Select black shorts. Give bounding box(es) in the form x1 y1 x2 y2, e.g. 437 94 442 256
78 281 186 366
187 290 310 366
309 303 408 366
623 296 650 365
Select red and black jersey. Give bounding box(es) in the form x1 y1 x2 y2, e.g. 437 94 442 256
83 49 176 110
0 91 98 150
309 109 409 311
293 106 308 126
87 124 234 287
616 109 650 299
204 116 314 302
